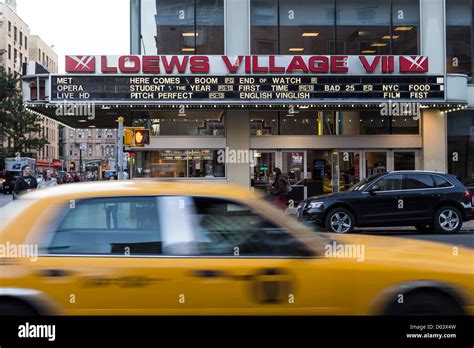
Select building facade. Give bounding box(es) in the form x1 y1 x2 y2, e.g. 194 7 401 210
0 0 28 75
130 0 467 196
61 127 118 173
28 35 60 170
0 0 61 172
22 0 474 199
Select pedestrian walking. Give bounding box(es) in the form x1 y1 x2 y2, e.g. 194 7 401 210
271 167 291 210
38 170 58 190
13 165 38 199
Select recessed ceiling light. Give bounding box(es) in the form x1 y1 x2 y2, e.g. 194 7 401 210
78 120 87 123
88 125 96 128
395 26 413 31
182 32 198 37
371 43 387 47
289 48 304 52
182 47 195 52
302 32 319 37
361 50 377 54
382 35 400 39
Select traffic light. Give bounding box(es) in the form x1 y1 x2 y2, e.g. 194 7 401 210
133 129 150 146
124 128 133 146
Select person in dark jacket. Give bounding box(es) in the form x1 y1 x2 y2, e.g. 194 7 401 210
272 167 289 210
13 165 38 199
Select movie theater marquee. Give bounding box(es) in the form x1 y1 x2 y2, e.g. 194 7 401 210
51 55 445 103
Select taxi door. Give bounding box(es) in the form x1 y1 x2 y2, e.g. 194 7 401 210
27 196 184 315
157 195 348 315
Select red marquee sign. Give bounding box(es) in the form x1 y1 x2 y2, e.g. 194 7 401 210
66 55 429 75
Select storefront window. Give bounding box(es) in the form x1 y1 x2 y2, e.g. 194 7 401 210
250 111 279 135
448 111 474 184
280 111 318 135
359 111 391 135
134 149 225 178
250 110 419 136
446 0 473 78
132 110 225 136
339 151 361 191
394 151 415 170
391 0 419 55
141 0 224 54
279 0 335 55
251 0 278 54
250 0 419 55
359 111 419 135
196 0 225 54
307 150 333 193
336 0 390 55
365 151 387 177
252 152 276 193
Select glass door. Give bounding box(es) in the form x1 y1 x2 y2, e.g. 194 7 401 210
393 150 418 171
282 151 307 203
251 150 277 195
339 151 362 191
364 151 388 177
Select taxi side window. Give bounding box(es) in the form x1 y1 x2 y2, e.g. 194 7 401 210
189 197 311 257
43 196 162 255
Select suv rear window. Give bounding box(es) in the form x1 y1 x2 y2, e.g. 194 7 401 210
432 175 452 188
404 174 435 190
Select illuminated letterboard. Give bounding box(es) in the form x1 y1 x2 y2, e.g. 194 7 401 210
51 75 445 102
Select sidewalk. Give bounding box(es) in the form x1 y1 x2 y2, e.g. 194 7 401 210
285 208 474 231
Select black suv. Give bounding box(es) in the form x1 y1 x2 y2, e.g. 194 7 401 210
297 171 473 234
2 171 20 195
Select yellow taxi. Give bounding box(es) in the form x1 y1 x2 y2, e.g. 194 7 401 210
0 180 473 315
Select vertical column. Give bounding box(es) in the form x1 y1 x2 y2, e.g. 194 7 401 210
225 0 251 55
226 110 251 188
225 0 251 188
422 110 447 172
420 0 445 74
130 0 141 54
421 0 446 172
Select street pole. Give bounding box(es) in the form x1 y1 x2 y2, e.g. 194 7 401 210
79 149 82 174
117 117 124 180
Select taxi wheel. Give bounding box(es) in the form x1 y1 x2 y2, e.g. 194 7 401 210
384 290 464 316
0 300 38 315
325 208 355 234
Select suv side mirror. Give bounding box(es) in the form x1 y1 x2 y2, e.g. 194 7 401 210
367 184 381 194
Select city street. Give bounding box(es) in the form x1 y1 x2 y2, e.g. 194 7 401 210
356 226 474 248
1 191 472 248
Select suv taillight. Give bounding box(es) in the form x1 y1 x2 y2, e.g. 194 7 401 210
465 190 472 203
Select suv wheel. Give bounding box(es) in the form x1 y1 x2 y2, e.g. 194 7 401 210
325 208 355 234
434 206 462 234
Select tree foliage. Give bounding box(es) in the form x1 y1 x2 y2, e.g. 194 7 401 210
0 65 48 158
